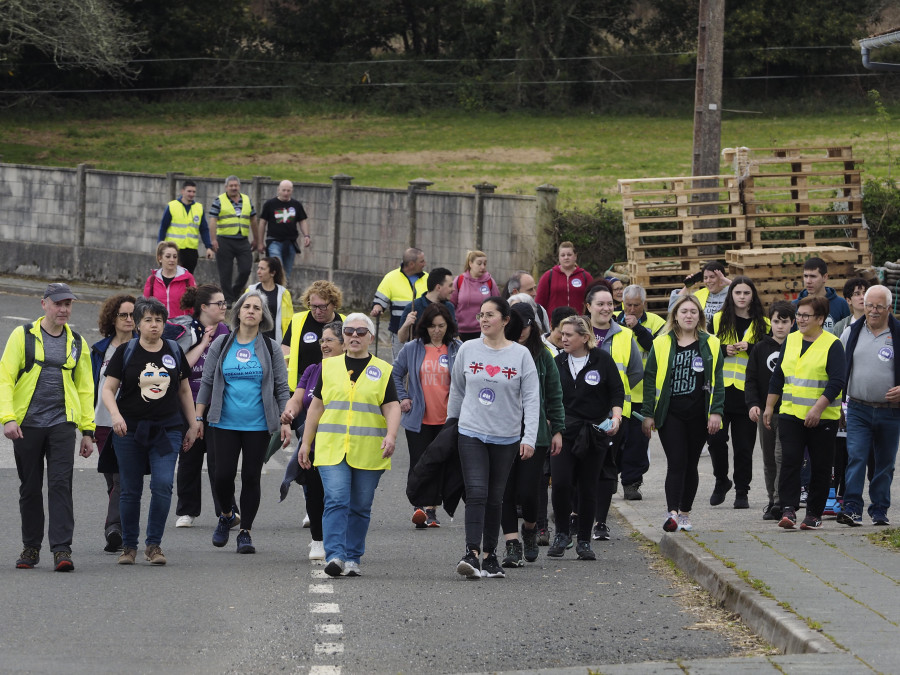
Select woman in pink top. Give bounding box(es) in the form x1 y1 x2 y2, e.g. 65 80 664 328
451 250 499 341
143 241 196 318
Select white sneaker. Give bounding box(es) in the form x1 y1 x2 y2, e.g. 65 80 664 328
308 540 325 560
344 561 361 576
175 515 195 528
676 513 693 532
302 514 311 528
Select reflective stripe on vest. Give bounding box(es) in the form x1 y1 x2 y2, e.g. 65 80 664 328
314 356 393 470
166 200 204 250
779 331 842 420
652 333 721 420
216 193 251 236
712 313 770 391
604 327 635 416
287 310 346 390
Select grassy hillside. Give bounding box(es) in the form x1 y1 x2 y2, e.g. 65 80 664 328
2 101 896 211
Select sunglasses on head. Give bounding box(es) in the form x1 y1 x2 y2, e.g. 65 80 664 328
343 326 370 337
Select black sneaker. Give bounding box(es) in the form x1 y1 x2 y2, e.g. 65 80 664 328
567 515 578 548
779 507 797 529
521 524 539 562
733 491 749 509
762 503 776 521
53 551 74 572
104 529 123 553
800 515 822 530
425 508 441 528
592 522 610 541
481 552 505 578
456 549 481 580
770 504 783 520
16 546 40 569
236 529 255 554
872 511 890 526
536 526 550 547
501 540 524 568
837 510 862 527
575 540 596 560
324 558 345 577
710 479 733 506
213 513 237 547
623 482 643 500
547 532 570 558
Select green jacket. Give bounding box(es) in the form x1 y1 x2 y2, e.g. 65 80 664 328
534 346 565 448
640 332 724 429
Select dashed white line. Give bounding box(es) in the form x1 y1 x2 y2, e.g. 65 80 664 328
314 643 345 655
310 569 329 578
309 602 340 613
316 624 343 635
309 666 341 675
309 583 334 594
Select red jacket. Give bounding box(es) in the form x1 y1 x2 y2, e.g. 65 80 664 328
143 266 196 318
535 265 593 315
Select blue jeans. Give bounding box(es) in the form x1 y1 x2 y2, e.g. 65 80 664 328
318 459 384 564
844 400 900 516
114 430 181 550
267 240 296 281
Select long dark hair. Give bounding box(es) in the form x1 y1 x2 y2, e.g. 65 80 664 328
415 303 457 345
506 303 543 358
261 256 286 286
716 276 767 342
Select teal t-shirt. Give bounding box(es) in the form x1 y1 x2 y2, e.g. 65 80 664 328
212 337 267 431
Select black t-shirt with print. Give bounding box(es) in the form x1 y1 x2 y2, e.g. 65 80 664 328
105 340 191 421
667 341 706 418
260 197 308 243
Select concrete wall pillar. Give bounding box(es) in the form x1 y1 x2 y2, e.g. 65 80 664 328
473 182 497 251
167 171 185 200
329 174 354 280
407 178 433 249
535 184 559 278
75 163 92 248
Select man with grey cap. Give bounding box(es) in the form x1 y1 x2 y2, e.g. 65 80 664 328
258 179 311 282
0 283 95 571
209 175 259 305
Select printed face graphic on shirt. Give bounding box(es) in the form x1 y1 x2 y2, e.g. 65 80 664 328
140 362 171 401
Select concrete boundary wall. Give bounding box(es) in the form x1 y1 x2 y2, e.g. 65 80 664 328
0 163 558 308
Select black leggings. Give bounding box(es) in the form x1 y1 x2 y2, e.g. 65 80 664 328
550 445 600 542
405 424 443 505
305 463 325 541
210 428 270 531
595 429 624 524
501 446 548 534
658 414 708 513
707 398 757 492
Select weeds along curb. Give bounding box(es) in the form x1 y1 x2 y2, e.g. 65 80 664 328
656 533 836 655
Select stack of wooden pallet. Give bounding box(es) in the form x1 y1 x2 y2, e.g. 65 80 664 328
725 146 870 265
725 245 859 306
618 174 746 312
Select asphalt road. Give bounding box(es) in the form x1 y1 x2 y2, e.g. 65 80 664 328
0 291 742 674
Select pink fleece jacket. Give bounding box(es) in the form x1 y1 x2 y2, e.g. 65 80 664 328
143 266 196 318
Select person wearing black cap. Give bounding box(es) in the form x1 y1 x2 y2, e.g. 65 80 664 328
0 283 96 571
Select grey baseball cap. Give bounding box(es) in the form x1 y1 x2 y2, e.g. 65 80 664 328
43 283 77 302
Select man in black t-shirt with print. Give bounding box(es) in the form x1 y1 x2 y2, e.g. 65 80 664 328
258 180 311 283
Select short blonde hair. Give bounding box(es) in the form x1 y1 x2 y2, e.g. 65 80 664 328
559 315 596 349
464 250 487 273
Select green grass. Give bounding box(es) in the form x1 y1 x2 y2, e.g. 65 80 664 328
2 100 898 211
867 527 900 550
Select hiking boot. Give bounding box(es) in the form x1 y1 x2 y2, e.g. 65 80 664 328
592 522 610 541
779 507 797 529
733 490 749 509
425 508 441 527
547 532 571 558
575 540 596 561
762 503 777 521
676 513 693 532
623 482 643 500
836 510 862 527
501 539 524 568
456 549 481 580
799 514 822 530
536 525 550 547
144 544 167 565
16 546 40 569
117 548 137 565
481 552 505 578
324 558 345 577
521 524 539 562
104 529 123 552
213 513 237 547
236 529 255 554
412 508 427 528
872 511 890 526
709 479 733 506
53 551 74 572
663 511 678 532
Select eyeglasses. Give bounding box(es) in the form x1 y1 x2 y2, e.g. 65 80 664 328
795 313 815 321
319 337 340 344
475 312 500 320
865 303 888 312
116 312 133 319
206 301 227 308
310 303 331 311
343 326 370 337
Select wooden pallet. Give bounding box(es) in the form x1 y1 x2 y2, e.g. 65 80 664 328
729 262 858 282
725 246 859 267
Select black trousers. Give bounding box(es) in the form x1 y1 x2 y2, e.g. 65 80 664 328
305 463 325 541
176 425 233 518
658 413 708 513
707 403 757 492
209 428 269 530
405 424 443 505
215 236 252 304
777 415 837 516
550 445 600 542
618 415 650 485
595 428 624 524
14 423 76 552
501 446 548 534
177 247 199 274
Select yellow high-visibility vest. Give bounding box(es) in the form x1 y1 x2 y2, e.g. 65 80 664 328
711 313 771 391
165 200 204 250
287 310 346 390
651 333 721 420
215 193 251 237
779 331 842 421
604 326 637 415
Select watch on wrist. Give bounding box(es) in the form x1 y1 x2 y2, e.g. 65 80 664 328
83 430 94 438
195 416 204 422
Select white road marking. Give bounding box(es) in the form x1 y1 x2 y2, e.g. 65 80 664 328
309 603 340 613
310 569 329 578
309 584 334 594
309 666 341 674
2 316 33 321
314 643 344 655
316 624 343 635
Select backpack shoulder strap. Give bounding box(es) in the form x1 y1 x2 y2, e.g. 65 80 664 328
17 323 35 380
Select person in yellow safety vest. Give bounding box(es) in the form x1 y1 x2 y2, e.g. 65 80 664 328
282 280 346 392
0 283 96 571
615 284 667 501
641 294 725 534
297 313 401 577
158 180 213 274
371 248 429 362
668 261 732 325
707 276 771 510
208 175 259 306
763 295 846 531
584 284 642 541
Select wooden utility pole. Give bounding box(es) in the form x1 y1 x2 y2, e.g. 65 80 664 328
691 0 725 180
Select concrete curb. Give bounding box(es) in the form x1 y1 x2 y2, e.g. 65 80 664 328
613 500 837 656
0 276 116 304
